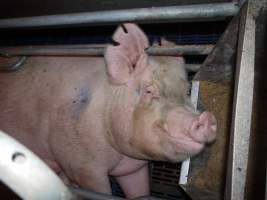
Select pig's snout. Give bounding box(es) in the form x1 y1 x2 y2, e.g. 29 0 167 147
190 112 217 143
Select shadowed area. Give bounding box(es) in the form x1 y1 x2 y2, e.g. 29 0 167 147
246 1 267 199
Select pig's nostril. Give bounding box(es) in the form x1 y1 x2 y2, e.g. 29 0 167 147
195 124 202 130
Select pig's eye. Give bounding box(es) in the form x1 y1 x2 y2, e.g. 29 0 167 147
146 90 152 94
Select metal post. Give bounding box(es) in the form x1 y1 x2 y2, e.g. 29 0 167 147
225 1 255 200
0 3 239 29
179 81 200 185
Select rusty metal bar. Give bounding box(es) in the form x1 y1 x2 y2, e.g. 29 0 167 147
0 3 239 29
0 44 214 57
146 45 213 56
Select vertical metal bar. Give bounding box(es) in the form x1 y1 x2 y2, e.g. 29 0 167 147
225 1 255 200
179 81 200 185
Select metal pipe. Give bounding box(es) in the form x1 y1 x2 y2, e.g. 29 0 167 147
70 187 124 200
0 3 239 29
146 45 213 56
0 56 27 72
0 44 214 57
70 187 165 200
185 64 201 72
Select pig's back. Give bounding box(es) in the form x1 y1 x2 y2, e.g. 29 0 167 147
0 56 106 159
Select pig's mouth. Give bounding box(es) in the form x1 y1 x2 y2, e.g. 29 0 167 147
166 133 205 156
154 121 205 156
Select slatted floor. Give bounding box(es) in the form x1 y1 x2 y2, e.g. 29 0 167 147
110 162 191 200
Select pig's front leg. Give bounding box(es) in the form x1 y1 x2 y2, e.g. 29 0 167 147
76 169 112 195
115 164 150 199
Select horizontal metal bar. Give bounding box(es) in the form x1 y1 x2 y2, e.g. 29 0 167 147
0 44 214 57
0 3 239 29
70 187 164 200
185 64 201 72
146 45 213 56
70 187 124 200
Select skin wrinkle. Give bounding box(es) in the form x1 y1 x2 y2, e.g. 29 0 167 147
104 84 130 154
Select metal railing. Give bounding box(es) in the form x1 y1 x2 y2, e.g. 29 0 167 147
0 3 239 29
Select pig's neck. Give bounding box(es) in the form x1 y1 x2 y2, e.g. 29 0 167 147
98 83 149 176
103 83 145 159
104 84 132 149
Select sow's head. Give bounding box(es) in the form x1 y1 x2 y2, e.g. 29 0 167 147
104 23 217 162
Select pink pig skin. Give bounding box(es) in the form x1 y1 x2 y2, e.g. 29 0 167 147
0 24 216 199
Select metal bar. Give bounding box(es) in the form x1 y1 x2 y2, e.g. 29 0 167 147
194 13 239 83
70 187 165 200
0 56 27 72
179 81 200 185
0 3 239 29
70 187 124 200
0 44 214 57
0 130 74 200
146 45 213 56
225 1 255 200
185 64 201 72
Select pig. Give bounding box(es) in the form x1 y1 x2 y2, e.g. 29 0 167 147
0 23 216 199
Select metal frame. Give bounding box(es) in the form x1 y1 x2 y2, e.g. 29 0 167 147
0 3 239 29
225 1 255 200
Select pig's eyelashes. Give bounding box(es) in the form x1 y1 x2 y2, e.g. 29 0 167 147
110 39 120 46
121 24 128 33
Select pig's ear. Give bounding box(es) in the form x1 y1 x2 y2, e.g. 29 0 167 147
104 23 149 84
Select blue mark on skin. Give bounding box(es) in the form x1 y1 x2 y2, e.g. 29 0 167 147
71 86 91 120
